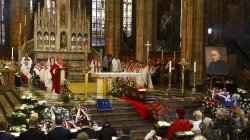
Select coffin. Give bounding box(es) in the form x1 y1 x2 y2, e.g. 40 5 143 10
125 87 156 104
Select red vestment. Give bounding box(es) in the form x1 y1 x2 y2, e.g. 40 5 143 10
166 118 191 140
50 63 68 95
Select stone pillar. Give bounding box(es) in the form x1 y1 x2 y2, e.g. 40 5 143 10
181 0 208 85
136 0 153 62
104 0 121 56
10 0 21 49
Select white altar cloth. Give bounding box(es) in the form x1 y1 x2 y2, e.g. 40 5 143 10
91 72 143 94
91 72 143 78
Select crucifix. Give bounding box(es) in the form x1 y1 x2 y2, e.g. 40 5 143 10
145 41 151 88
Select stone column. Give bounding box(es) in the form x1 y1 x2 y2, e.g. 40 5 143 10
181 0 208 85
136 0 153 62
10 0 21 49
105 0 121 56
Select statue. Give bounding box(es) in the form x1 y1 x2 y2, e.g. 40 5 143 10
60 32 67 48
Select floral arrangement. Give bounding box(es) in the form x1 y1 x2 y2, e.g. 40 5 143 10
60 82 73 103
9 125 27 132
14 104 35 116
145 99 171 121
70 104 98 128
7 112 27 126
21 94 38 105
107 77 137 97
37 100 48 107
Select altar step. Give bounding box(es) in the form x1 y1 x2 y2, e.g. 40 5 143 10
0 88 21 122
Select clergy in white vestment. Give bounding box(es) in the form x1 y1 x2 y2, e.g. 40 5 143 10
44 64 52 90
90 56 101 73
20 60 32 84
111 56 121 72
142 65 154 88
21 53 33 70
33 63 41 76
39 62 46 81
47 56 57 67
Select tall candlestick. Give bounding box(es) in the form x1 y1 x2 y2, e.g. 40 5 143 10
19 23 21 35
25 14 26 26
162 50 163 62
169 61 172 73
11 47 13 58
194 61 196 72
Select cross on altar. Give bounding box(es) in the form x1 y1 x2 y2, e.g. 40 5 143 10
145 41 151 64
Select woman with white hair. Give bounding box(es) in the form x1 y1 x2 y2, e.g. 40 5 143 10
191 110 202 132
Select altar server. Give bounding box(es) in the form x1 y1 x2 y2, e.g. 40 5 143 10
50 58 68 98
90 56 101 73
20 60 32 84
21 53 33 69
33 63 41 77
44 63 52 90
39 62 45 81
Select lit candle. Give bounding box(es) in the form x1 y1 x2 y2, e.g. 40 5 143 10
169 61 172 73
19 23 21 35
25 14 26 26
11 47 13 58
194 61 196 73
161 50 163 62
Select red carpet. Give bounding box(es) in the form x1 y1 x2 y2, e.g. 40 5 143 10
119 97 152 119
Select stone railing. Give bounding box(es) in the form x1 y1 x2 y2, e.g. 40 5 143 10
0 69 16 88
21 39 34 57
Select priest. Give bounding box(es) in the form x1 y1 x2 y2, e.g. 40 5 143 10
20 59 32 84
47 55 57 67
90 56 101 73
44 63 52 90
50 58 68 99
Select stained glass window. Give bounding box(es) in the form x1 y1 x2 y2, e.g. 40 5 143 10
92 0 105 46
30 0 33 19
123 0 132 37
0 0 5 45
46 0 56 18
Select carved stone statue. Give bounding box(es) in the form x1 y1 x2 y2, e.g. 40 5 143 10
60 32 67 48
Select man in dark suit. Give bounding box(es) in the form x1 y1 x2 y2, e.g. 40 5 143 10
47 115 71 140
19 116 46 140
98 122 117 140
117 124 131 140
0 121 15 140
74 118 96 139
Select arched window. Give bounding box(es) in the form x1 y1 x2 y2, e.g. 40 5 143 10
92 0 105 47
123 0 132 37
0 0 5 46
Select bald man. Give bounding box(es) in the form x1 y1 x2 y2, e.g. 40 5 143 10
207 49 227 75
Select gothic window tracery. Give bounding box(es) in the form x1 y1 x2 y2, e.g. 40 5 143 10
123 0 132 37
92 0 105 46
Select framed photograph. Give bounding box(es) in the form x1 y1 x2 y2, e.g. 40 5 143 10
205 46 228 75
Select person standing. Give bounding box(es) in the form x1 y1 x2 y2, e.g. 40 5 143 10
47 55 57 67
103 55 109 72
111 56 121 72
90 56 101 73
44 63 52 90
50 58 68 99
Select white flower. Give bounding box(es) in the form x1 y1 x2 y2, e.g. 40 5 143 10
16 128 20 132
20 106 25 110
242 90 247 94
21 95 26 99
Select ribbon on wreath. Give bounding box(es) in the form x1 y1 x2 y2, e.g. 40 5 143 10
81 109 91 120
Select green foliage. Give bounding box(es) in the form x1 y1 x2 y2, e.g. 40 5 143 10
60 83 73 103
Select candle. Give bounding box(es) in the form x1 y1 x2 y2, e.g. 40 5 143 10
19 23 21 35
174 51 176 61
25 14 26 26
57 47 58 52
161 50 163 62
194 61 196 73
169 61 172 73
11 47 13 58
44 46 45 52
65 47 66 52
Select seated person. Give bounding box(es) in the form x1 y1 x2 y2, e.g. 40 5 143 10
98 117 117 140
166 108 191 140
39 62 46 82
47 115 71 140
77 132 89 140
33 63 41 77
74 118 96 139
0 121 15 140
191 110 202 133
20 60 32 84
117 124 131 140
19 116 45 140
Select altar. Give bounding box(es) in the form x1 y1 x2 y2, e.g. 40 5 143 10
91 72 143 95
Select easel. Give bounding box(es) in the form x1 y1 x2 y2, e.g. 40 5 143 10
209 74 226 89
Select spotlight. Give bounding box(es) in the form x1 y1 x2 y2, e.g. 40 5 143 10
208 28 212 35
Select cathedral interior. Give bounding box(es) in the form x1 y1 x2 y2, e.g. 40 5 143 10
0 0 250 139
